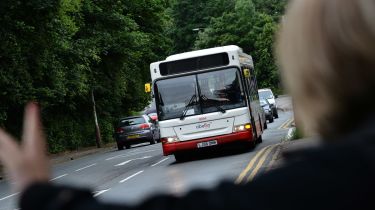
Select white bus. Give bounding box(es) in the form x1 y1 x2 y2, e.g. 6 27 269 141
149 45 265 161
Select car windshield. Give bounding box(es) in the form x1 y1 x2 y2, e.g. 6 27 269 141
119 117 145 127
259 90 273 99
260 99 267 106
155 68 246 121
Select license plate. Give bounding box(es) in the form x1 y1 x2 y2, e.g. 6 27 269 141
197 140 218 148
127 135 140 139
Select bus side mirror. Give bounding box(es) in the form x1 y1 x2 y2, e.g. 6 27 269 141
145 83 151 93
243 69 251 78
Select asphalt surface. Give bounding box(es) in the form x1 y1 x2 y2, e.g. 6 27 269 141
0 97 294 210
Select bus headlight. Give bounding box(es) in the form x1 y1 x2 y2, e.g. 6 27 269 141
233 123 252 132
161 136 179 144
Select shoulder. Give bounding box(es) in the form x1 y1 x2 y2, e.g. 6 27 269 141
247 136 375 209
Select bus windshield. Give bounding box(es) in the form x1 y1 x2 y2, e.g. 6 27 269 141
155 68 246 121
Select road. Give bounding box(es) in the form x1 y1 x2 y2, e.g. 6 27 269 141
0 97 293 210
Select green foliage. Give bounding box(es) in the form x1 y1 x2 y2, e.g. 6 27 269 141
191 0 286 91
253 14 280 89
168 0 236 53
290 128 304 141
252 0 288 20
0 0 171 153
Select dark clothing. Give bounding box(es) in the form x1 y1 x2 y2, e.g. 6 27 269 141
21 124 375 210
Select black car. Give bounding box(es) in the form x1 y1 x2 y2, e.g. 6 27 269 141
114 115 160 150
260 99 274 123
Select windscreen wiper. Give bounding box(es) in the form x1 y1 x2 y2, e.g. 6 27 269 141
201 95 226 113
180 94 197 120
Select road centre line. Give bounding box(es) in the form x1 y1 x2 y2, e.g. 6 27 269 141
50 174 68 181
115 156 152 166
235 145 274 184
75 163 97 172
106 149 158 161
151 157 169 167
246 145 275 182
119 171 144 183
0 192 19 201
115 160 132 166
93 189 111 197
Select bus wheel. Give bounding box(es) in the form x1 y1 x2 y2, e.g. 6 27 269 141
174 153 188 162
249 141 256 149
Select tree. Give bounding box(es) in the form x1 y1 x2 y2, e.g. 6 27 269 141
168 0 235 53
193 1 282 92
194 0 256 52
252 0 288 20
253 14 279 89
0 0 172 153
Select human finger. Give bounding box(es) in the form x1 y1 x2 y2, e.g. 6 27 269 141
0 129 22 173
22 102 47 160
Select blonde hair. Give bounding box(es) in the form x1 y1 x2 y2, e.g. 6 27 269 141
277 0 375 138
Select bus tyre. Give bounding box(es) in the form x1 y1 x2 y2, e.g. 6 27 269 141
117 142 124 150
174 153 186 162
246 140 256 150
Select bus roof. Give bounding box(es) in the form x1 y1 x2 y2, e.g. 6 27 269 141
166 45 243 61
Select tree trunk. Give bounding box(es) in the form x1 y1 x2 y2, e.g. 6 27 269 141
91 89 102 148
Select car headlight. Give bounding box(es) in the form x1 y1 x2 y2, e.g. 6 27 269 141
161 136 179 144
233 123 252 132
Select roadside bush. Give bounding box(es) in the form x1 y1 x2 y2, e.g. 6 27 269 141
45 117 96 153
99 117 115 145
290 128 304 141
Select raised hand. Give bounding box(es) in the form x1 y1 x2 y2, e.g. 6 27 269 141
0 102 50 192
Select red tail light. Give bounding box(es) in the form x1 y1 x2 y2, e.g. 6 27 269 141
116 128 125 133
140 123 150 129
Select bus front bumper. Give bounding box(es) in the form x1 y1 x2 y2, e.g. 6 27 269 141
162 130 254 156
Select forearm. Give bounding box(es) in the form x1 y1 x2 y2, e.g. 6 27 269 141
20 182 252 210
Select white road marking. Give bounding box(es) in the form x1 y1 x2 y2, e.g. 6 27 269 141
93 189 111 197
115 156 152 166
0 192 19 201
115 160 132 166
106 150 158 161
151 157 169 167
119 171 144 183
75 163 97 172
50 174 68 181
